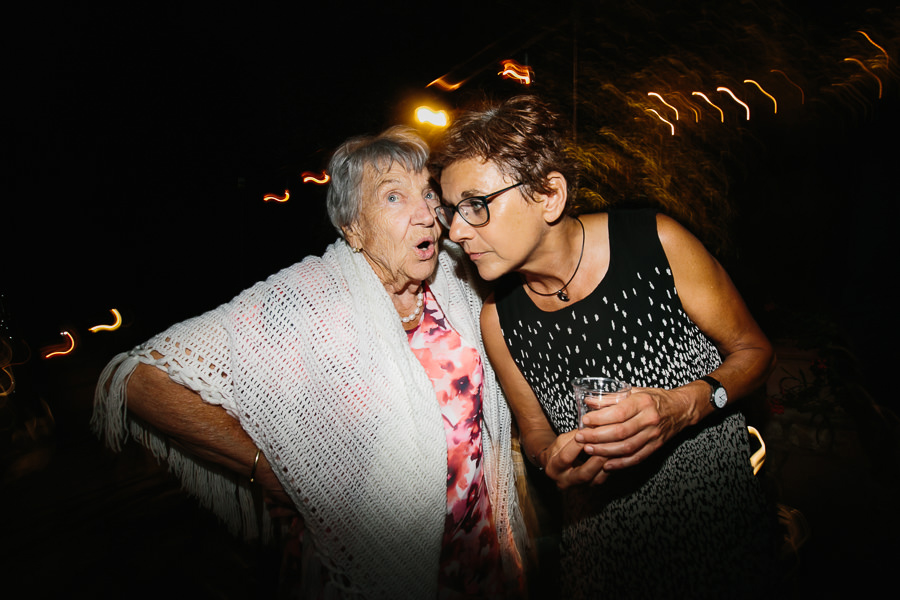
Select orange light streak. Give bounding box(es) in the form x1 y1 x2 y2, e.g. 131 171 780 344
717 87 750 120
671 92 700 122
748 426 766 476
0 366 13 397
427 76 464 91
648 92 678 120
43 331 75 359
843 57 883 98
857 30 889 66
263 190 290 203
89 308 122 332
301 171 330 184
498 59 533 84
771 69 804 104
830 80 876 114
1 339 13 397
744 80 777 114
646 109 675 135
692 92 724 122
687 105 699 122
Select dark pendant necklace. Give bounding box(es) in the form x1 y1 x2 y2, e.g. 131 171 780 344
524 217 585 302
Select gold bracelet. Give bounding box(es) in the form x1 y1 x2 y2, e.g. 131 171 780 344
249 449 261 483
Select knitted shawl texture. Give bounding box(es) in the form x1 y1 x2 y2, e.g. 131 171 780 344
92 240 522 598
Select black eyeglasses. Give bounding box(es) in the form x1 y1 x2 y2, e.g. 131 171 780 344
434 182 523 229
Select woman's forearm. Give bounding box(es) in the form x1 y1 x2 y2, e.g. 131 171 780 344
126 361 271 484
519 424 558 470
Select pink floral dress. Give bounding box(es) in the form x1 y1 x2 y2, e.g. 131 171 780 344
407 284 505 598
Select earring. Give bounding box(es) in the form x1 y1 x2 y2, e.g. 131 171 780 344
352 246 362 253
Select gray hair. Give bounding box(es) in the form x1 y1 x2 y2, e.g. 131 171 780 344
326 125 430 238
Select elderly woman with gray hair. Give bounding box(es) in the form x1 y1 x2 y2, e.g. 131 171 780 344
93 126 526 598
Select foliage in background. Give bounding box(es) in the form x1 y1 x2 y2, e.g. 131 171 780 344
476 1 900 259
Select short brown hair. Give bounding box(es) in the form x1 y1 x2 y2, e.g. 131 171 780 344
429 95 580 215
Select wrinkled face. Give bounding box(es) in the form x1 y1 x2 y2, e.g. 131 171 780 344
344 163 441 293
438 157 545 281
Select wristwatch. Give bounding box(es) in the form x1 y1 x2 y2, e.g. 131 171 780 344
699 375 728 409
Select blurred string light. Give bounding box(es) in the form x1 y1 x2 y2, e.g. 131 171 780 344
415 2 898 262
421 4 893 161
42 331 75 359
302 171 330 184
263 190 290 203
829 81 875 117
0 295 17 397
744 80 777 113
89 308 122 333
648 92 679 120
427 76 465 91
670 92 700 122
843 57 883 98
857 30 889 66
748 426 766 476
643 71 807 132
1 339 14 397
717 87 750 120
692 91 724 122
426 22 554 93
415 106 449 127
646 108 675 135
1 370 12 397
771 69 805 104
498 59 533 84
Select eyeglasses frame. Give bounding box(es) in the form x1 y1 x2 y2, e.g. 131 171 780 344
434 182 524 229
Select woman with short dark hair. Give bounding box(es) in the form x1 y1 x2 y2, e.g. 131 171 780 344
430 94 776 599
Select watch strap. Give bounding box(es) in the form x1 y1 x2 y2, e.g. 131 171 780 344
699 375 726 408
699 375 720 388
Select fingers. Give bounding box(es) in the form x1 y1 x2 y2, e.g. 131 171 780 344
267 505 300 519
543 388 688 486
542 432 611 489
583 427 656 456
579 390 656 429
590 436 665 471
575 390 668 469
263 491 299 519
546 432 586 467
577 406 659 447
554 455 610 489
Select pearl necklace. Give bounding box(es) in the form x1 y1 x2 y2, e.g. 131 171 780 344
401 291 424 323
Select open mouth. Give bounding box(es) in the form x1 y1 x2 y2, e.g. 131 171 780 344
415 239 436 258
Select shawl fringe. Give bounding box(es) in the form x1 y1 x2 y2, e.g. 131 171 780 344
92 351 272 543
92 241 523 596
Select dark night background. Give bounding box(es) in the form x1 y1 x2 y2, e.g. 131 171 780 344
3 1 899 598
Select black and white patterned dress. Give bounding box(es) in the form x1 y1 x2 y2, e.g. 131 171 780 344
495 210 773 599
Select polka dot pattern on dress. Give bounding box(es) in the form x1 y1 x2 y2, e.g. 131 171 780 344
500 261 720 434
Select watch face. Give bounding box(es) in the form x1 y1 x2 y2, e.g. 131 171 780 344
713 388 728 408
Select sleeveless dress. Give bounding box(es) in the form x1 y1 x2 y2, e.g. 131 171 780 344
407 284 506 598
495 210 773 599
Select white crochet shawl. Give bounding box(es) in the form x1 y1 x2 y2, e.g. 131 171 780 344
92 240 524 598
